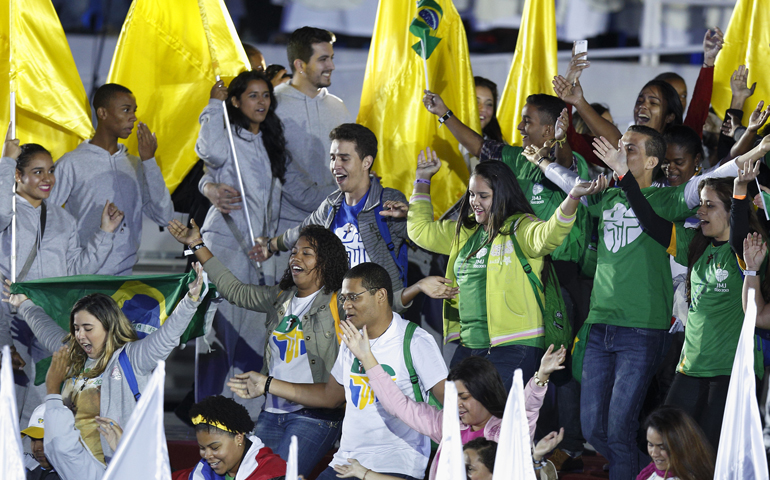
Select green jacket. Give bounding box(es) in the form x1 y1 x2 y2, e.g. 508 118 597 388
407 194 575 347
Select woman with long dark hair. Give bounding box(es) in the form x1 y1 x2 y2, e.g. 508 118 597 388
638 406 715 480
602 147 769 450
194 70 289 417
405 151 603 387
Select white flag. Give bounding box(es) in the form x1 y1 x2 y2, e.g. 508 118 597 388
493 369 536 480
435 381 465 480
286 435 298 480
103 361 171 480
714 289 769 479
0 345 25 480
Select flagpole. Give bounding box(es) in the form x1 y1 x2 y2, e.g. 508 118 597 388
9 0 16 284
420 39 430 90
198 0 260 266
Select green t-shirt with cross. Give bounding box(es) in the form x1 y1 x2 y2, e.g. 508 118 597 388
673 226 764 378
500 146 597 271
585 184 696 329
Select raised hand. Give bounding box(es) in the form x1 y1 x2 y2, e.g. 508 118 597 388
533 428 565 460
736 157 761 185
731 65 756 105
565 44 590 86
554 108 569 141
249 237 272 262
747 101 770 133
379 201 409 219
538 343 567 378
136 122 158 161
168 218 202 246
227 371 267 399
100 201 124 233
744 232 767 271
2 124 20 160
2 279 29 309
203 182 243 214
1 345 26 371
210 80 228 101
340 321 374 366
703 27 724 67
593 137 628 176
422 90 449 117
95 417 123 452
552 75 584 106
569 175 607 199
415 147 441 180
188 262 204 300
46 346 70 395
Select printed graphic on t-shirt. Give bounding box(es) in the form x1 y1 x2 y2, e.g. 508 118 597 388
714 265 729 293
334 223 372 267
348 360 395 410
531 183 545 205
603 204 642 253
271 315 307 363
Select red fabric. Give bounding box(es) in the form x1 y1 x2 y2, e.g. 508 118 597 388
172 446 287 480
566 108 607 168
683 66 713 138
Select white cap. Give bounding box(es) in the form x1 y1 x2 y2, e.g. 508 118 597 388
20 404 45 439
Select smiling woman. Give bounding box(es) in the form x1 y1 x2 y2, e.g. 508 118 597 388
172 395 286 480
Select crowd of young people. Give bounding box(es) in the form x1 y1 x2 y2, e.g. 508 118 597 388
1 20 768 480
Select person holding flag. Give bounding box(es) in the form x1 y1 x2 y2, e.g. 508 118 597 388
2 263 205 469
0 132 124 430
194 70 287 417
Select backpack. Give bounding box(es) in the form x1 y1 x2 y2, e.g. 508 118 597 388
509 234 573 352
373 191 409 287
403 321 441 450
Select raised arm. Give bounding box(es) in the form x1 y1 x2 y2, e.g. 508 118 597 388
683 28 723 136
194 82 231 168
0 130 21 230
730 101 770 160
65 202 122 275
731 158 762 258
742 233 770 328
422 90 484 158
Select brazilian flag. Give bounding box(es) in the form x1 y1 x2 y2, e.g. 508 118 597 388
10 271 217 385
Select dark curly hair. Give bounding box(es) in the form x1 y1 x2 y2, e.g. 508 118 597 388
189 395 254 436
278 225 349 294
226 70 288 183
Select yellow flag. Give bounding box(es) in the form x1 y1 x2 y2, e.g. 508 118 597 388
107 0 250 193
0 0 94 161
358 0 479 218
712 0 769 120
497 0 558 146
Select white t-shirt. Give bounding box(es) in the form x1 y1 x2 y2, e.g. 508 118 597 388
265 291 320 413
329 313 447 477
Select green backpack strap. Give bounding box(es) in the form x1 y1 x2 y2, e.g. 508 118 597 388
403 321 424 403
509 231 546 316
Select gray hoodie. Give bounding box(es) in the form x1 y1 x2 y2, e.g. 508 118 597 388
47 141 174 276
20 294 201 462
273 83 352 232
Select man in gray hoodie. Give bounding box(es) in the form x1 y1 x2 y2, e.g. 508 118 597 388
202 27 352 276
48 83 174 276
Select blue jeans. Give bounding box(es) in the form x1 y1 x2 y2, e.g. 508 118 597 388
316 466 421 480
255 409 341 478
451 344 543 391
580 324 670 480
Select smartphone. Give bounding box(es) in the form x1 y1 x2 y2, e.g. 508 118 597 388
574 40 588 58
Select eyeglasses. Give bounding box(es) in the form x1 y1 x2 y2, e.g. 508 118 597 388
338 289 378 304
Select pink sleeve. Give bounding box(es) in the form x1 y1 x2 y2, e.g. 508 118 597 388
367 364 444 443
525 377 548 442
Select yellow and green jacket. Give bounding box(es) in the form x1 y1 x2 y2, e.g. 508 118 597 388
407 194 575 347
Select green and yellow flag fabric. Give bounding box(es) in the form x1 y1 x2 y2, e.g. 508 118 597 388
358 0 480 218
10 271 217 385
0 0 94 161
712 0 769 120
496 0 558 146
106 0 250 193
